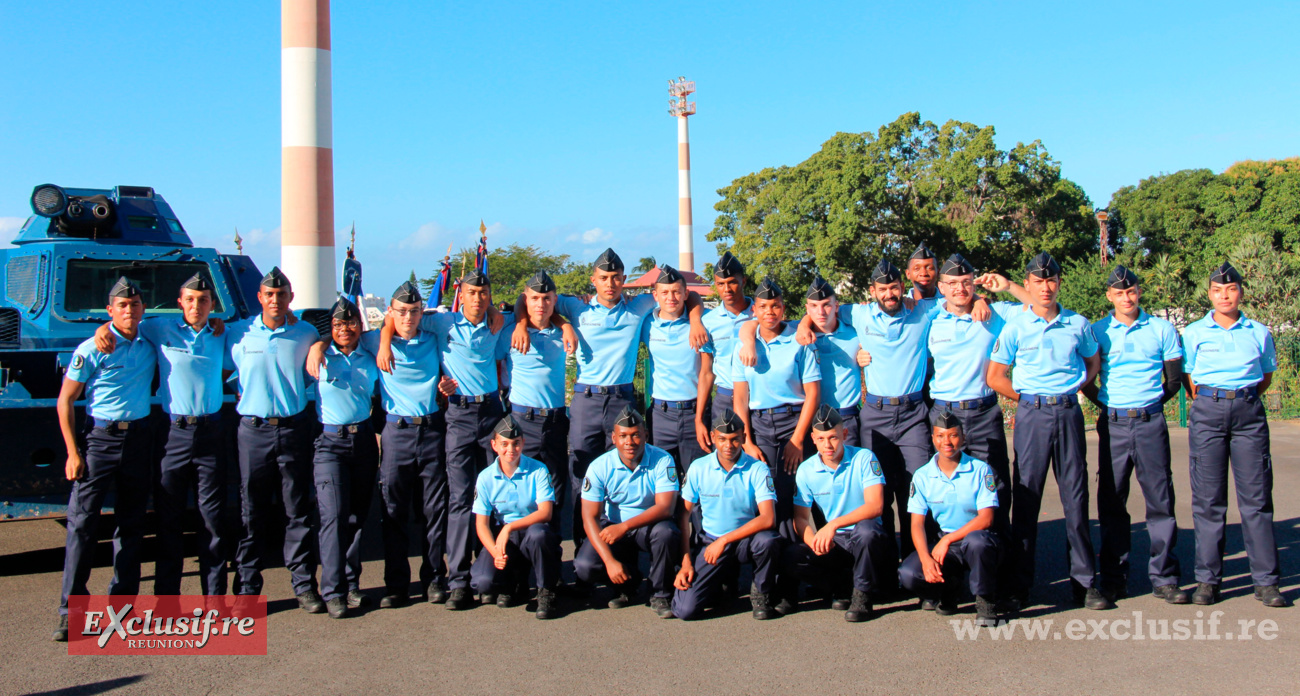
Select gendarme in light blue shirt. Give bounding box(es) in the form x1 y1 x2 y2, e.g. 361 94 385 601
644 310 708 402
138 317 225 417
224 317 321 418
316 342 380 425
847 299 938 398
68 324 157 422
1183 311 1277 391
421 311 510 397
928 301 1018 403
989 303 1098 396
508 325 567 409
793 445 886 529
907 453 999 534
811 317 862 410
730 322 821 410
682 451 776 538
557 293 657 386
472 455 556 525
1093 310 1183 409
360 327 442 417
701 300 754 390
581 444 679 523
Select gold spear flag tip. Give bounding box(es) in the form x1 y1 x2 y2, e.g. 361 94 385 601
444 241 454 260
480 219 487 235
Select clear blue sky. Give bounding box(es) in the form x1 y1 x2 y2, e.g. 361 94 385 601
2 1 1297 291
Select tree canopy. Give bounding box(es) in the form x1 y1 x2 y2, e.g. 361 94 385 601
420 243 589 305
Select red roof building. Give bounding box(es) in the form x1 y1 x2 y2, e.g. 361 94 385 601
625 267 713 296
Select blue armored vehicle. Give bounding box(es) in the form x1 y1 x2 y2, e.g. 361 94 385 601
0 184 266 518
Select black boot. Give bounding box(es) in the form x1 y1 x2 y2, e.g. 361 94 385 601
751 583 777 620
844 589 873 623
535 587 558 620
975 595 999 627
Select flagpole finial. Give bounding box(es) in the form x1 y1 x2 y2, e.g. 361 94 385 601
445 241 454 261
480 219 487 235
234 227 243 255
349 222 356 252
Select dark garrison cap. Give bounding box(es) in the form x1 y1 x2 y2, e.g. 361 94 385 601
526 270 556 293
1106 265 1140 290
493 414 523 439
910 242 936 261
260 266 290 288
330 297 360 321
755 277 784 301
462 269 490 287
1209 262 1243 285
932 409 963 431
180 272 212 292
109 276 142 299
392 280 423 304
870 259 902 284
713 409 744 435
613 405 644 429
806 275 836 301
656 264 684 285
594 248 624 273
714 251 745 279
939 253 975 277
1024 252 1061 279
811 404 844 432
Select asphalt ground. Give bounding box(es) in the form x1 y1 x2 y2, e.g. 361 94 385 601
3 423 1299 695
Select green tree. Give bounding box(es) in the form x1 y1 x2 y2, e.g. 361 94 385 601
1229 232 1300 330
554 263 594 296
422 243 579 304
634 256 657 274
709 112 1096 301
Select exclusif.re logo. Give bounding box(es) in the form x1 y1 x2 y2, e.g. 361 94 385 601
67 595 268 655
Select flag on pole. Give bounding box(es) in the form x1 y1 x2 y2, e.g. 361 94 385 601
475 219 488 277
451 253 468 313
429 242 453 308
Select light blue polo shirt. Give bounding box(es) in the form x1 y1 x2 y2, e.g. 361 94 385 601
137 317 225 417
421 311 510 397
472 455 556 525
1093 310 1184 408
1183 311 1277 390
811 318 863 410
68 324 157 422
730 322 821 410
508 325 567 409
989 304 1099 396
701 299 754 390
315 342 380 425
360 328 442 417
556 293 657 386
224 317 321 418
581 444 679 523
847 300 938 398
907 453 999 534
793 445 886 529
643 310 707 402
682 451 776 538
928 301 1018 402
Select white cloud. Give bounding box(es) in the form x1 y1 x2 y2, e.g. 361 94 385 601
567 227 611 244
398 221 448 251
1 216 27 246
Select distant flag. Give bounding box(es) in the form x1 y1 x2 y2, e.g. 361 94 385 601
342 223 362 299
451 253 467 313
429 242 453 308
475 219 489 277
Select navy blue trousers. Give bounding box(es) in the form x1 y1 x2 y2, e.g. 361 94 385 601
859 399 933 561
469 522 562 593
60 421 153 615
1009 399 1096 593
749 407 806 528
573 519 681 597
782 518 893 593
514 407 570 536
671 530 782 620
314 424 379 602
899 529 1001 598
711 388 734 425
444 397 503 589
1097 411 1182 587
1188 393 1280 585
235 416 317 596
379 415 447 596
154 417 227 596
649 401 707 474
568 387 635 543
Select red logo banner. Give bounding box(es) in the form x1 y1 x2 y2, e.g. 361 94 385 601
67 595 268 655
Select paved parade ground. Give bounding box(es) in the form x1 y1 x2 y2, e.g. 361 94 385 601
2 423 1298 696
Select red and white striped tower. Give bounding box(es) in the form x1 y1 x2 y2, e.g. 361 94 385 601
281 0 336 308
669 77 697 272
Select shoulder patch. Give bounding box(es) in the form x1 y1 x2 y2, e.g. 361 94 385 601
582 477 591 492
71 354 84 370
992 339 1000 353
908 481 916 498
667 466 678 483
765 475 775 493
983 472 997 493
870 457 882 477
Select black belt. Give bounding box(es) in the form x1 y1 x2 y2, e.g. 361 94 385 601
170 413 221 427
512 405 562 420
1107 403 1163 421
864 391 923 408
447 392 500 407
1020 393 1077 408
386 413 438 427
933 394 998 411
242 412 306 427
1196 386 1258 401
92 417 148 431
323 421 371 434
715 387 734 398
753 405 797 416
575 383 634 396
653 398 696 411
